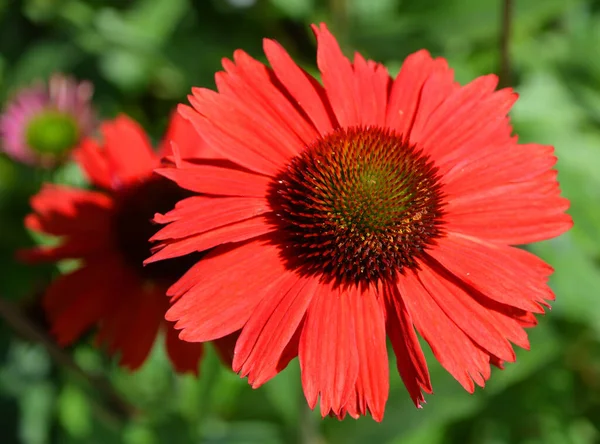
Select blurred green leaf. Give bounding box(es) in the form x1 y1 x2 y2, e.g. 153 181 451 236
58 384 92 438
270 0 314 19
19 382 55 444
6 41 79 90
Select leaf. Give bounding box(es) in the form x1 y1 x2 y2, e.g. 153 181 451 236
6 42 79 91
58 384 92 438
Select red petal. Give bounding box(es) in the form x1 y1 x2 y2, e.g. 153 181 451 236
25 184 113 237
216 50 319 153
44 255 130 345
352 53 390 127
77 115 158 188
181 95 284 176
445 198 571 245
350 285 389 421
263 38 335 135
428 233 555 313
311 23 358 127
212 332 239 367
384 282 432 407
476 302 532 350
18 237 109 263
417 259 516 362
513 310 538 328
490 354 505 369
160 110 218 160
156 163 271 198
407 65 460 145
94 277 140 355
152 196 270 241
443 142 555 192
165 238 288 342
74 139 112 189
299 280 359 418
111 285 165 371
167 257 205 302
413 75 515 160
234 273 316 387
147 216 273 263
165 321 205 374
385 50 453 136
443 151 572 244
397 268 492 392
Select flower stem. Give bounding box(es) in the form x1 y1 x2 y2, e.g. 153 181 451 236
0 296 137 427
499 0 513 87
298 389 322 444
330 0 349 52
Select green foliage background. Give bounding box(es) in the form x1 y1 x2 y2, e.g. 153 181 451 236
1 0 600 443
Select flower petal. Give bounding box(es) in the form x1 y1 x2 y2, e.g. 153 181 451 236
181 91 286 176
407 65 460 146
418 258 516 362
156 161 272 198
212 333 239 367
299 280 359 418
443 148 572 244
160 110 218 159
165 238 289 342
263 38 335 135
234 273 316 387
45 255 130 345
384 282 432 407
152 196 270 241
77 115 158 188
443 142 555 192
216 50 319 152
428 233 555 313
352 53 390 127
25 184 113 237
385 50 454 137
397 268 493 392
165 321 205 374
311 23 357 127
349 284 389 422
98 281 168 370
18 237 109 263
74 139 112 189
147 216 274 263
413 75 516 161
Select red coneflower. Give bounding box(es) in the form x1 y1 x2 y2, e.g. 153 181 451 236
148 23 573 419
21 112 232 372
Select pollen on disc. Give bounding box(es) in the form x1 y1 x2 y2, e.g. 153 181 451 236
270 126 445 285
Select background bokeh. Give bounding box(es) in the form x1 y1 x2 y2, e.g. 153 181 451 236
1 0 600 443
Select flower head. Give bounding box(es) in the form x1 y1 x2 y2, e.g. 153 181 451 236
149 23 573 419
0 74 95 166
19 112 232 372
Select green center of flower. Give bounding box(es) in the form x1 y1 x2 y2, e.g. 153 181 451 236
25 111 80 155
271 126 445 284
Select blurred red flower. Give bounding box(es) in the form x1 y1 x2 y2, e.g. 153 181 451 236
20 113 233 372
149 23 573 419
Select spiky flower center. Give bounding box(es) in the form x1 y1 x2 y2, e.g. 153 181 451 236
113 176 201 283
271 126 445 284
25 110 80 155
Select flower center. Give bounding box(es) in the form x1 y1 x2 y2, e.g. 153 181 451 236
25 110 80 155
271 126 445 284
113 175 201 283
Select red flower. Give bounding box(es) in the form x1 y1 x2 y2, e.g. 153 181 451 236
21 112 233 372
149 23 573 419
